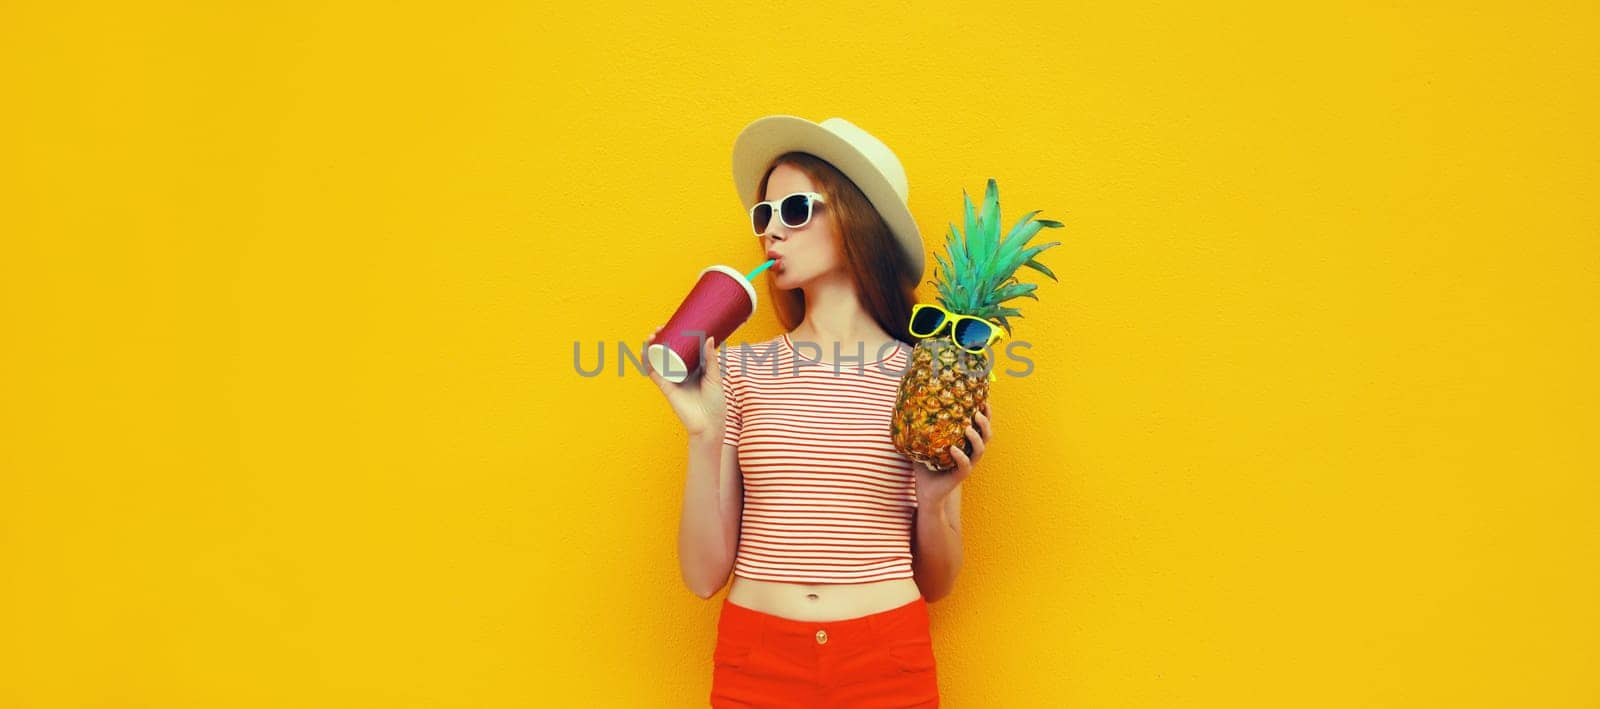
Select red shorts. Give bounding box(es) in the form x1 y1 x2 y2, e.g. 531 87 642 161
709 594 940 708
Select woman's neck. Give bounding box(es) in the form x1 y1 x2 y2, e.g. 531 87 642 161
793 271 895 354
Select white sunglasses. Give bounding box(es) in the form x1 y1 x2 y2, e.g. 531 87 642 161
750 191 827 236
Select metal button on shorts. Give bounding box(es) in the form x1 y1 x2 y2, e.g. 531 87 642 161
815 630 828 644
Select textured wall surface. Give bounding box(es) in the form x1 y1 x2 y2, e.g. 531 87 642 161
3 1 1597 707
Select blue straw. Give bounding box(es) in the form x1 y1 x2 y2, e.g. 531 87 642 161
745 259 775 281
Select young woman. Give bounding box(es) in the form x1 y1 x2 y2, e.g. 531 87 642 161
645 116 992 707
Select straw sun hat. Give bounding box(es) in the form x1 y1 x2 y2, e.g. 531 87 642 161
731 115 925 282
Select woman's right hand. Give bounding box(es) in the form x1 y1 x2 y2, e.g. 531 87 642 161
644 325 727 440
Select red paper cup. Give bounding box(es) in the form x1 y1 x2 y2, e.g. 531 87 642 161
645 265 758 383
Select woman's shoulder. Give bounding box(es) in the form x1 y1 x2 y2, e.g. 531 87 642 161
722 333 786 352
719 334 786 377
721 334 784 358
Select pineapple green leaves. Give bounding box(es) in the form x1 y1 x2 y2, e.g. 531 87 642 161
927 178 1064 335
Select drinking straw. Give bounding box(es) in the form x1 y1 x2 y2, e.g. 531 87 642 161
745 259 775 281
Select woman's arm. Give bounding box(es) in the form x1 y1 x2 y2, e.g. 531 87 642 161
911 406 985 603
676 434 743 599
646 333 739 600
911 484 963 603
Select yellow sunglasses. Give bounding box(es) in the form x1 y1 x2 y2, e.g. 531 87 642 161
908 303 1006 381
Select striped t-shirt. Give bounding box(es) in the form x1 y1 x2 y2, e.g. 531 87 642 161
719 332 920 584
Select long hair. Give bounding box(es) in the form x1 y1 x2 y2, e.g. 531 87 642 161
754 152 919 345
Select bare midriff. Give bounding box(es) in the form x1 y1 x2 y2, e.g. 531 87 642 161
726 575 923 622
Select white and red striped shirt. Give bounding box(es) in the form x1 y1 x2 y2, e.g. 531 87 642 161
720 332 920 584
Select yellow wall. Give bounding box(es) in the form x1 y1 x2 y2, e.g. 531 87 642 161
3 1 1596 706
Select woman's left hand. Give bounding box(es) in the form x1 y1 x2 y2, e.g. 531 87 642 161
913 401 991 505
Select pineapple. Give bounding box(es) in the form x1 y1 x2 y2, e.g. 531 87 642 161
892 178 1063 472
